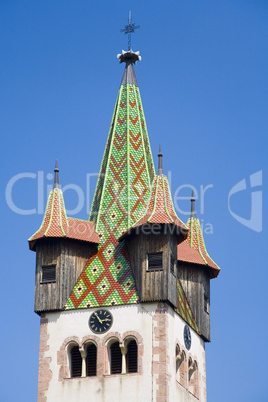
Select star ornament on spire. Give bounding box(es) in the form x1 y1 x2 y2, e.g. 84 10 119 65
120 11 140 51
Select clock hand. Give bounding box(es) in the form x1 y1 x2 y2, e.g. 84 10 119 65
102 318 111 322
95 312 103 324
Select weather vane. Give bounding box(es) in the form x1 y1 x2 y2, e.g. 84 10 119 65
120 11 140 51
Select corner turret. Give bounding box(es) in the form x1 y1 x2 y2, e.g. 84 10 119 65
177 191 220 341
28 162 100 313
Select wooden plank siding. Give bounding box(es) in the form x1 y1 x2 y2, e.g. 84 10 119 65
177 262 211 341
34 238 97 313
125 225 179 307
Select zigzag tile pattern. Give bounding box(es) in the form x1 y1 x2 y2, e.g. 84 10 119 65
175 279 199 333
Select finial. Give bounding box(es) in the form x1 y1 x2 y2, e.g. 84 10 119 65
53 160 60 189
120 11 140 51
157 145 164 175
190 190 196 218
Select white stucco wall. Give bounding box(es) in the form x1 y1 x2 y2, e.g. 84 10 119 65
42 303 206 402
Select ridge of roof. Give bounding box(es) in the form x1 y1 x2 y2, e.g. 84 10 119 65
177 217 220 278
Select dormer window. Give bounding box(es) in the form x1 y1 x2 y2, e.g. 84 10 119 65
147 252 163 271
41 265 56 284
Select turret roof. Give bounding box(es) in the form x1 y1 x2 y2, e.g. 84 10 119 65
119 154 188 240
28 163 100 251
177 194 220 278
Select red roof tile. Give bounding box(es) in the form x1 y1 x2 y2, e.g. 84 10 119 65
28 189 99 250
177 218 220 278
119 175 188 240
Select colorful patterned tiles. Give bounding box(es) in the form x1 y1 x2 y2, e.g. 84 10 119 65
66 59 154 311
89 82 155 242
120 174 188 240
175 279 199 334
65 235 138 310
28 188 99 251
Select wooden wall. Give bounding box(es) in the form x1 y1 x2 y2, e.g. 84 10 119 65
34 238 97 313
125 224 179 307
178 262 211 341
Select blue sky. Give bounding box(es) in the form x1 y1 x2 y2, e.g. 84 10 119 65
1 1 267 401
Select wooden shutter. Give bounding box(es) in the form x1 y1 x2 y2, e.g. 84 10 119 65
110 342 122 374
148 252 163 270
86 344 97 376
126 340 137 373
70 346 82 378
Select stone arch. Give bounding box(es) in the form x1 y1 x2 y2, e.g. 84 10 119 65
123 331 143 374
68 341 82 378
58 336 81 381
106 336 122 375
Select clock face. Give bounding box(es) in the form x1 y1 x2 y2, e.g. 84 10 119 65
89 309 113 334
184 324 191 350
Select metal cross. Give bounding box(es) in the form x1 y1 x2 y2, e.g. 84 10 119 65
120 11 140 50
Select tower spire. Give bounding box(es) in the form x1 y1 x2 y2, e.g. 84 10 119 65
53 160 60 189
190 190 196 218
157 145 164 175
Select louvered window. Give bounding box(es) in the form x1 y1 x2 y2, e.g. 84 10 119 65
147 252 163 271
110 342 122 374
41 265 56 283
86 343 97 376
170 254 176 275
126 340 137 373
70 346 82 378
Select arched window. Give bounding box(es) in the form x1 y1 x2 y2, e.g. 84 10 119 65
175 345 187 388
126 339 137 373
70 344 82 378
110 341 122 374
188 358 198 398
86 343 97 377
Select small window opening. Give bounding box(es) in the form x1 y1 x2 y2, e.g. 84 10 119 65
126 340 137 373
110 342 122 374
86 343 97 376
204 293 209 314
170 254 176 275
41 265 56 283
147 252 163 271
70 345 82 378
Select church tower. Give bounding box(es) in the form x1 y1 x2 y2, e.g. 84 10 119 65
29 33 220 402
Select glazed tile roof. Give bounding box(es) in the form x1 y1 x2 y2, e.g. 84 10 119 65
177 217 220 278
28 187 100 251
65 51 155 310
119 174 188 239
